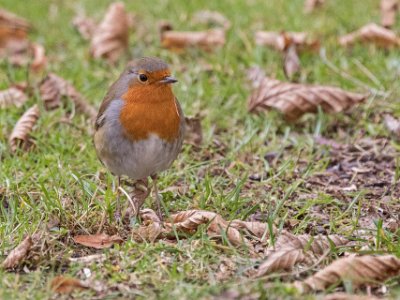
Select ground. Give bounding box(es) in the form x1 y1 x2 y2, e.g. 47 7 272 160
0 0 399 299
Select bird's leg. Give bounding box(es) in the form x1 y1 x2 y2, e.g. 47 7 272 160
151 174 163 221
131 178 150 217
114 176 122 223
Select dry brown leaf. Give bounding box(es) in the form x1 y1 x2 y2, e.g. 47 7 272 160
257 248 308 276
133 209 255 253
50 275 88 294
256 232 349 276
169 210 253 251
90 2 130 63
295 255 400 293
0 9 31 42
230 220 272 240
247 67 367 121
2 236 33 269
323 293 381 300
30 43 46 72
384 114 400 139
0 87 28 108
283 44 301 81
9 104 40 152
339 23 400 48
273 232 349 255
192 10 231 29
73 233 123 249
132 219 166 242
381 0 399 28
72 15 96 40
160 26 225 51
255 31 319 52
304 0 325 13
184 116 203 147
39 73 97 118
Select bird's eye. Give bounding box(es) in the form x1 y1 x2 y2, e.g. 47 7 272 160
138 74 148 82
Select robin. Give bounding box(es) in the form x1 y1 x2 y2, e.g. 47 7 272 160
94 57 185 220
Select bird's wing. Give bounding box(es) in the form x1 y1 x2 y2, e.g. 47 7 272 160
95 80 120 130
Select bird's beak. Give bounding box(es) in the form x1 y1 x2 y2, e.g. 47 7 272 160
160 76 178 84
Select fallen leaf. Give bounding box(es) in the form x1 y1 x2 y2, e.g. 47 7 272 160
294 255 400 293
9 104 40 152
381 0 398 28
0 87 28 109
247 67 367 121
90 2 130 63
256 231 349 276
304 0 325 13
323 292 381 300
339 23 400 48
184 116 203 147
258 248 308 276
2 236 33 269
39 73 97 118
0 9 31 43
230 220 272 240
30 43 46 72
283 44 301 81
192 10 231 29
132 219 166 242
72 15 96 40
384 114 400 139
255 31 319 52
73 233 123 249
133 209 255 254
160 25 225 51
50 275 88 294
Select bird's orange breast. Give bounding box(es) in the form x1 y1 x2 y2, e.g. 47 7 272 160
119 84 180 142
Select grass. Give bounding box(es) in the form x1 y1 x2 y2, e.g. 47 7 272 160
1 0 400 299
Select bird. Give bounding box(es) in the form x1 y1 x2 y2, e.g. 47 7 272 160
94 57 185 220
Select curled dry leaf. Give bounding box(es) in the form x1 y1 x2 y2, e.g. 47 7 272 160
381 0 399 28
169 210 244 246
39 73 97 118
0 9 31 42
230 220 272 240
132 219 166 242
133 209 256 254
192 10 231 29
247 67 367 121
339 23 400 48
50 275 88 294
90 2 130 63
255 31 319 52
184 116 203 147
283 44 301 81
73 233 123 249
257 248 308 276
9 104 40 152
273 231 349 255
30 43 46 72
304 0 325 13
72 15 96 40
256 231 349 276
384 114 400 139
294 255 400 293
0 87 28 108
2 235 33 269
160 24 225 51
